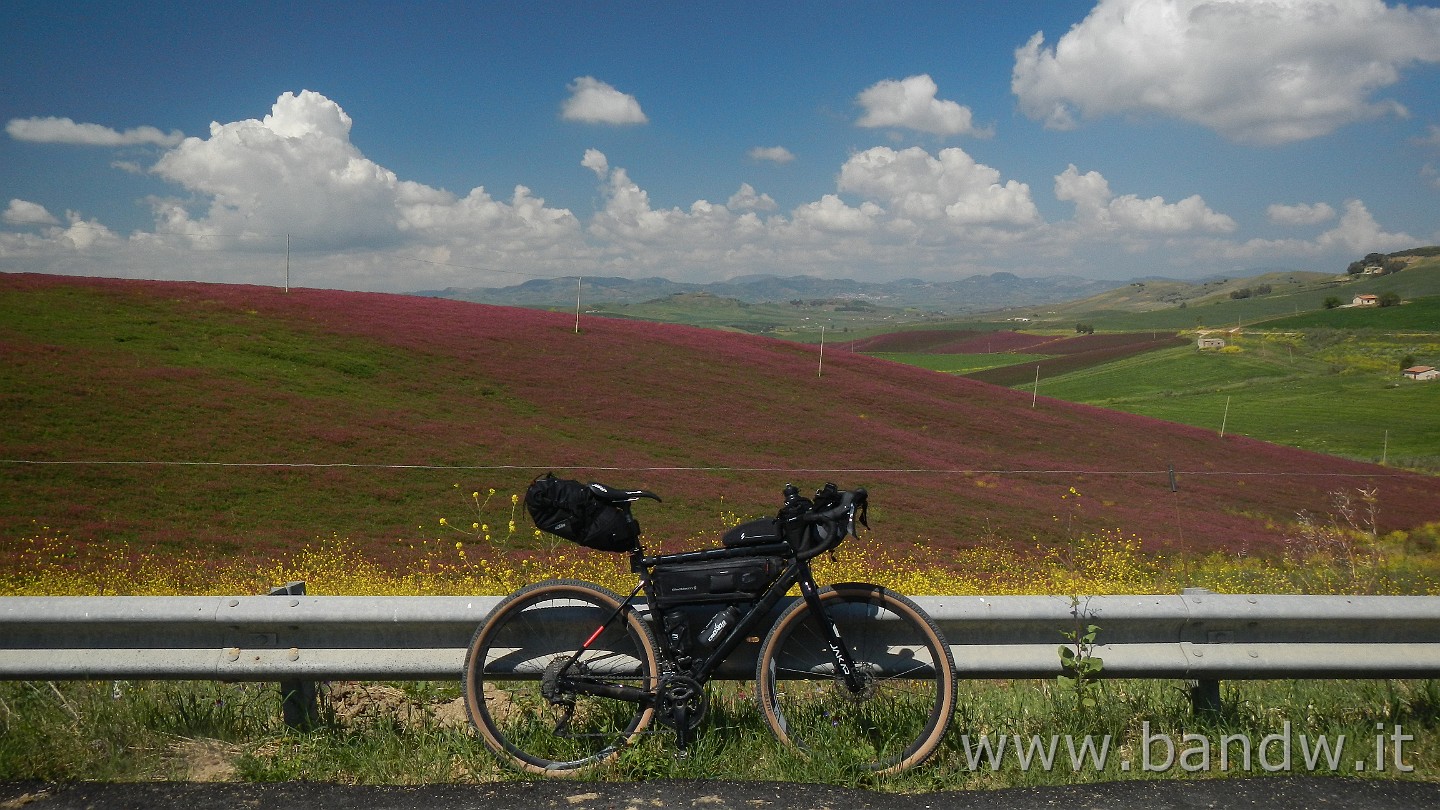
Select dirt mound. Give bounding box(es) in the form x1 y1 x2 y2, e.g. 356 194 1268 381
323 682 470 732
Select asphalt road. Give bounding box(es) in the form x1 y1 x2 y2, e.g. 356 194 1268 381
3 778 1439 810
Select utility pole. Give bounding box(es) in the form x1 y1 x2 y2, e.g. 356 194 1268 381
574 277 582 334
817 326 825 377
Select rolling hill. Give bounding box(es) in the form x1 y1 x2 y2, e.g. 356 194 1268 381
3 273 1439 574
987 252 1440 331
425 272 1118 316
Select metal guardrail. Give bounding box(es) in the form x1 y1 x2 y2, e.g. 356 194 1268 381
4 590 1440 682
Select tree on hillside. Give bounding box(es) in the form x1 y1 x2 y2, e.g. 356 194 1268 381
1379 291 1402 307
1323 296 1342 309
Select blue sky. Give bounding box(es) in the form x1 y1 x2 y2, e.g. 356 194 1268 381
3 0 1439 293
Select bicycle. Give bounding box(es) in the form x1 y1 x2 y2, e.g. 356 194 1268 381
462 482 956 777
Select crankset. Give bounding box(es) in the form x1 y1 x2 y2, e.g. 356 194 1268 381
655 673 708 738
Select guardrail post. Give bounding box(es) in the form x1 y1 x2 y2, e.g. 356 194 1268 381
268 581 319 730
1188 678 1222 716
1183 587 1222 717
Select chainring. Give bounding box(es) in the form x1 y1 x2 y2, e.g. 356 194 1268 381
655 673 708 733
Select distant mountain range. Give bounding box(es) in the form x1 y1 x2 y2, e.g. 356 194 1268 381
417 272 1120 313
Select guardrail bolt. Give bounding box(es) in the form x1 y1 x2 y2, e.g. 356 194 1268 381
268 581 318 730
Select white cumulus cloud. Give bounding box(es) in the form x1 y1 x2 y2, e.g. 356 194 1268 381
1226 198 1415 261
1012 0 1440 144
1316 199 1415 253
728 183 777 211
0 209 120 255
838 146 1038 227
791 195 881 234
748 146 795 164
1055 165 1235 233
561 77 649 125
6 116 184 147
3 199 60 226
145 90 579 257
855 75 988 137
1267 202 1337 226
92 89 586 292
4 88 1423 290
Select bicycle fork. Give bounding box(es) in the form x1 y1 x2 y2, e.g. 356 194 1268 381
797 578 868 694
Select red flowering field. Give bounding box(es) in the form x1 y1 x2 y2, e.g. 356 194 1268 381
964 335 1190 386
3 274 1437 580
845 329 983 353
936 331 1061 353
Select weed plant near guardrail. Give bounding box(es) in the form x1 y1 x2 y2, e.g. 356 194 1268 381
3 676 1438 788
6 509 1440 596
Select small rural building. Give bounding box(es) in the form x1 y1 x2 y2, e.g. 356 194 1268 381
1403 365 1438 381
1197 336 1226 350
1353 294 1380 306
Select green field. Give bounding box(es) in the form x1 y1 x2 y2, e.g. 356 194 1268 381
922 255 1440 333
866 351 1050 373
1255 296 1440 330
1033 339 1440 470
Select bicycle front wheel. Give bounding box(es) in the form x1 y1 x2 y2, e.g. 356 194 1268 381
755 582 956 775
463 579 659 776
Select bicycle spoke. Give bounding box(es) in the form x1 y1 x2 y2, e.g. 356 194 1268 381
463 581 658 775
757 584 956 775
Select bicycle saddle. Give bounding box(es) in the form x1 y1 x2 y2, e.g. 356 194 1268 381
587 482 662 504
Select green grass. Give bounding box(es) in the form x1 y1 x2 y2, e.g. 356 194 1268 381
1257 296 1440 330
4 677 1437 788
1033 339 1440 469
867 352 1051 374
950 258 1440 333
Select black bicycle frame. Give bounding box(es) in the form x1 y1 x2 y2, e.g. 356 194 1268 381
554 541 867 707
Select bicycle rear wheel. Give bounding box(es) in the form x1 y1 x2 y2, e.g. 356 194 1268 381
463 579 659 775
755 582 956 775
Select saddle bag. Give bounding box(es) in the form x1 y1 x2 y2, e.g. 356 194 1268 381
525 473 641 553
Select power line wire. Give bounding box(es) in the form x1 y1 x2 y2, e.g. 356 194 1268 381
0 458 1420 479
